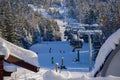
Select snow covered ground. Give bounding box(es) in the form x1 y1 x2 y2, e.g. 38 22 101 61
30 41 90 69
7 67 120 80
3 28 120 80
5 41 120 80
4 41 89 80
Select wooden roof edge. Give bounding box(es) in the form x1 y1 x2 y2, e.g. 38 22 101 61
5 55 40 72
4 71 13 76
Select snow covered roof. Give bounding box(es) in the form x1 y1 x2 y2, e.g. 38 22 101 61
0 37 39 68
91 28 120 76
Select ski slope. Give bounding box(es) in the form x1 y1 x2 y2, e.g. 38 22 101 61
30 41 90 70
2 39 119 80
6 41 120 80
55 19 67 41
7 41 90 80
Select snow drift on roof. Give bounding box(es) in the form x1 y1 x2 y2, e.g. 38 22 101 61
0 37 39 67
91 28 120 76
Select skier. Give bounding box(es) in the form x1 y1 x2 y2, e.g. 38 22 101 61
49 48 51 53
51 57 54 64
59 50 62 53
60 57 67 69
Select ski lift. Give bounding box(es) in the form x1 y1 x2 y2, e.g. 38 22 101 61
70 40 83 62
70 39 83 52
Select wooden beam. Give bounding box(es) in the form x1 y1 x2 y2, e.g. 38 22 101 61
4 71 12 76
6 55 39 72
0 55 4 80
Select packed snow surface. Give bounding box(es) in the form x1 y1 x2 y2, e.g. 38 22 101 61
91 28 120 76
0 37 39 67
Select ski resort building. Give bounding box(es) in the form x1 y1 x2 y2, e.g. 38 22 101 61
100 43 120 77
91 29 120 77
0 37 40 80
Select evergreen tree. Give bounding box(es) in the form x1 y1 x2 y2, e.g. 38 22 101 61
84 9 97 24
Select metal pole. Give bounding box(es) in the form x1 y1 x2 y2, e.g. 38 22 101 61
61 57 64 65
88 33 92 71
56 63 59 72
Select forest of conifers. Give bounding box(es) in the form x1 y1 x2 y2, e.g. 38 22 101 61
0 0 120 48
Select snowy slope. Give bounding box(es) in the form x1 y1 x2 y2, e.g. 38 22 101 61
0 37 39 67
30 41 90 69
55 19 67 41
91 28 120 76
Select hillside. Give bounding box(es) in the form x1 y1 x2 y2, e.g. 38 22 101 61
0 0 60 48
0 0 120 48
66 0 120 38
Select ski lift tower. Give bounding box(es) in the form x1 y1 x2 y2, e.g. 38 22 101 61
78 27 102 71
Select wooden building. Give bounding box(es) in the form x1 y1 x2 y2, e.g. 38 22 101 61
0 37 40 80
0 54 39 80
